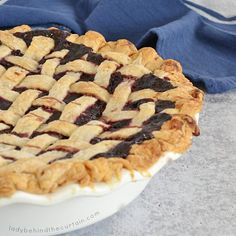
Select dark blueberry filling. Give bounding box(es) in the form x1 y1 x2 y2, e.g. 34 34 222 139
0 59 14 69
46 110 62 124
12 87 27 93
124 99 175 113
107 119 131 132
74 100 106 126
14 29 92 65
38 58 47 65
92 113 171 159
0 97 12 110
14 29 70 47
53 72 66 81
107 72 124 94
60 43 91 65
13 87 49 98
25 103 61 115
92 141 132 159
90 137 103 144
26 71 40 76
24 105 38 114
132 73 175 92
155 100 175 113
63 92 82 104
30 106 62 124
11 50 23 56
0 127 12 135
79 73 95 82
38 90 49 97
30 131 41 138
87 52 105 65
41 106 57 114
124 99 154 110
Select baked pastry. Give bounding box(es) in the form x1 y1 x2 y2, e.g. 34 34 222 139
0 25 203 197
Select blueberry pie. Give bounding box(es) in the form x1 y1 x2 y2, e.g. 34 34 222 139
0 25 203 197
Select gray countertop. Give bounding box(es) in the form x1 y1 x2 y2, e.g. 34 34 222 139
68 91 236 236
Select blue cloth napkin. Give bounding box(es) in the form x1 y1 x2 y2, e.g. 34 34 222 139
0 0 236 93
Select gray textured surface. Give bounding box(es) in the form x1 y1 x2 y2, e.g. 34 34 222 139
67 91 236 236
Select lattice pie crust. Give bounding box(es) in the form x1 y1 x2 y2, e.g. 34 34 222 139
0 25 203 197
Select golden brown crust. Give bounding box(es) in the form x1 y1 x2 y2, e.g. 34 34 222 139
8 25 32 34
0 25 204 197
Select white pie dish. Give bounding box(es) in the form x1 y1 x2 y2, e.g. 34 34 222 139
0 151 179 236
0 178 149 236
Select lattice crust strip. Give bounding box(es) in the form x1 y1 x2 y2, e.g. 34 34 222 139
0 25 203 197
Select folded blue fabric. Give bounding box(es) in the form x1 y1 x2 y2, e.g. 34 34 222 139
0 0 236 93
